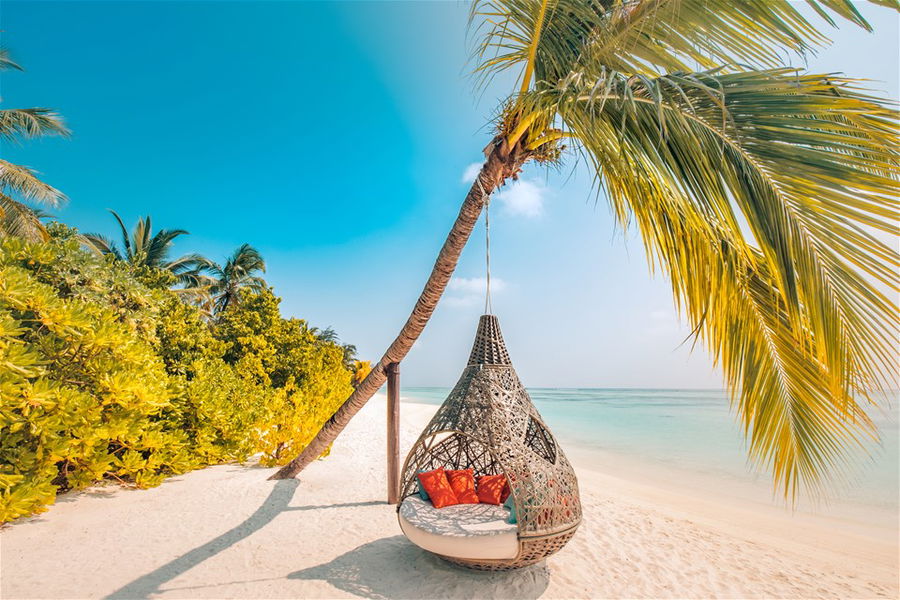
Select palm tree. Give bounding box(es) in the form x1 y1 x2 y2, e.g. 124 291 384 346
340 343 359 371
307 325 361 371
83 210 210 286
310 326 340 344
310 326 361 370
0 50 69 241
200 243 267 314
274 1 899 500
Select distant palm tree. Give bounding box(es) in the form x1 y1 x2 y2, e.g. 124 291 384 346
310 326 339 344
275 0 899 501
83 210 209 286
0 50 69 241
339 343 358 369
309 326 359 370
200 243 267 314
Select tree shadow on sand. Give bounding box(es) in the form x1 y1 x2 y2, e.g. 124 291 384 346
104 479 301 599
104 479 384 599
289 535 550 600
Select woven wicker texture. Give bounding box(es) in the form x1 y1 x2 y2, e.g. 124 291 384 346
399 315 582 569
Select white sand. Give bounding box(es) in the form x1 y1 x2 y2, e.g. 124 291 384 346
2 395 897 599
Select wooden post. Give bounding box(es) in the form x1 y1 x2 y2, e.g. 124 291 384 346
386 362 400 504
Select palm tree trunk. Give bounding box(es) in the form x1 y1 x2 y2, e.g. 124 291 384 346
270 137 526 480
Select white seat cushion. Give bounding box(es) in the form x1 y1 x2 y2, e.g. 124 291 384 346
398 496 519 560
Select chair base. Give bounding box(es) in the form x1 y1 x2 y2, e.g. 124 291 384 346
436 529 578 571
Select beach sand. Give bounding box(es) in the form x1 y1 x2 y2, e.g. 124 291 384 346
2 395 897 599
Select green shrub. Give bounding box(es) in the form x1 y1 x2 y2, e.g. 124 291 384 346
164 359 272 464
0 262 192 521
0 233 359 522
214 289 354 465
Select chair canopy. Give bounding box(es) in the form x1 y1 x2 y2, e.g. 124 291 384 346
398 314 582 570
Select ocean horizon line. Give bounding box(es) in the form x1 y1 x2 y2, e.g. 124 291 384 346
402 385 727 392
400 385 900 394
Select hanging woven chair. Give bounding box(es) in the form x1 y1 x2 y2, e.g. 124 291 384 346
397 314 582 570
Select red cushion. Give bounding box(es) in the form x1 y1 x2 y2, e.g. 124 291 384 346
476 474 509 505
445 469 479 504
416 468 459 508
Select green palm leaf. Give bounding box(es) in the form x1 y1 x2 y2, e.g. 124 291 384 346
202 243 267 315
0 160 67 207
0 48 23 71
84 211 214 296
472 0 888 88
0 108 70 142
468 0 900 500
82 233 124 260
0 50 70 240
0 192 49 242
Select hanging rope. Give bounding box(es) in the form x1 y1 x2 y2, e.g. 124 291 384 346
478 178 493 315
485 193 492 315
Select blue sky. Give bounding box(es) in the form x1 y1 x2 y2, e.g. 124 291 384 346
3 1 898 387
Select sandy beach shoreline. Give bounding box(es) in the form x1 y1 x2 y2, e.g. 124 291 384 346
2 394 897 599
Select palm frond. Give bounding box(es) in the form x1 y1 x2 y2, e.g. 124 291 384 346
471 0 893 88
81 233 124 260
167 252 215 274
28 207 55 220
130 216 152 262
91 212 210 277
0 192 49 242
316 327 340 343
204 244 267 315
341 343 358 366
227 243 266 274
174 268 216 291
240 275 268 294
146 227 189 268
543 67 898 498
0 159 67 207
0 108 70 142
0 50 69 240
0 49 23 71
103 209 131 260
203 262 226 279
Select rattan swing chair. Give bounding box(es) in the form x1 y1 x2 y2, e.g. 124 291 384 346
397 314 582 570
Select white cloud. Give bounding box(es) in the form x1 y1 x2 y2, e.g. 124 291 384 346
445 276 508 309
461 162 482 184
494 179 545 218
463 163 546 218
449 276 507 294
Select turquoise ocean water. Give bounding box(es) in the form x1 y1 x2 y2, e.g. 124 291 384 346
401 387 899 517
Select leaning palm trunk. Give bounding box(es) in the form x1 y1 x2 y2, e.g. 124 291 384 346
271 137 529 480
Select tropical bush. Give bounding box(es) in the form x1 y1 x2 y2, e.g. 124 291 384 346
0 229 357 521
0 255 190 520
213 289 354 465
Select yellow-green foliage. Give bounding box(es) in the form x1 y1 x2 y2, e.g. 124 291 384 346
166 359 272 464
351 360 372 387
0 230 358 522
0 264 191 521
213 290 354 466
